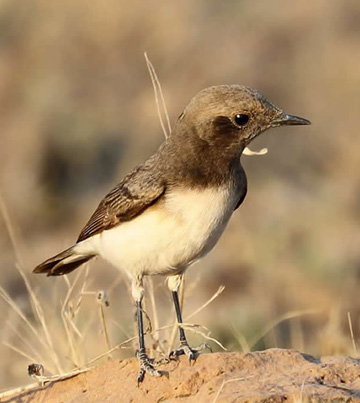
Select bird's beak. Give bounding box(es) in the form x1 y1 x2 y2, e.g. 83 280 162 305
271 112 311 127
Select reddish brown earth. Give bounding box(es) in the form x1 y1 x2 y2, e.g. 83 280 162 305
3 349 360 402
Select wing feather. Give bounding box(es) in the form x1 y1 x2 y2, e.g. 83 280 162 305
77 161 165 243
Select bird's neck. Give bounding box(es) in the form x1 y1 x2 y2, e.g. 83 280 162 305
160 130 244 188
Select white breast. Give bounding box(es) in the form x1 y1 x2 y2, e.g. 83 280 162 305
164 186 237 258
83 186 239 278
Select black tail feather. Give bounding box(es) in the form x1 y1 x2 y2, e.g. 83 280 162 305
33 246 95 276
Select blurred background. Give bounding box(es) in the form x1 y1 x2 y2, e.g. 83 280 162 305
1 0 360 390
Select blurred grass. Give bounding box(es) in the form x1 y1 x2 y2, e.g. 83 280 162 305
1 0 360 390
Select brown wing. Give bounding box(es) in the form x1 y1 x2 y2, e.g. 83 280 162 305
77 162 165 243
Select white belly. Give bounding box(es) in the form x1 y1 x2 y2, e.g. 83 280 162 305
83 186 239 278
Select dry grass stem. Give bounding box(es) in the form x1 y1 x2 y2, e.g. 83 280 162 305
96 291 112 359
107 273 123 294
61 274 84 368
16 262 62 373
293 379 306 403
85 320 226 367
180 323 227 351
5 320 45 364
0 284 41 343
347 311 358 356
147 278 167 354
85 336 136 366
144 52 171 138
72 265 90 318
3 341 39 364
167 281 225 353
99 304 112 359
0 194 63 373
185 285 225 321
212 375 255 403
0 193 24 267
147 278 159 333
290 316 305 353
111 319 131 339
231 324 251 353
0 367 93 400
249 309 321 350
0 285 62 372
30 366 93 383
66 313 83 339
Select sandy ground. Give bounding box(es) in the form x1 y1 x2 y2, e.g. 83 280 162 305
3 349 360 402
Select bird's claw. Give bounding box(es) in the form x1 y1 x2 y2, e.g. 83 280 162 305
169 342 212 364
136 349 168 384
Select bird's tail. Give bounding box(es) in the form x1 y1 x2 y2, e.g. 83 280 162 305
33 245 95 276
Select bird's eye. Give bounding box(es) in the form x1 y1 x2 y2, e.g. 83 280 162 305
234 114 249 126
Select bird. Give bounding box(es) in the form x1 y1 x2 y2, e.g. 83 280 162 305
33 85 310 382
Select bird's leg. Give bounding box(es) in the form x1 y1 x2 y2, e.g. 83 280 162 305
133 279 167 384
136 298 166 383
169 290 211 363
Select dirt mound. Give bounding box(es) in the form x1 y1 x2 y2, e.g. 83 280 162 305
4 349 360 402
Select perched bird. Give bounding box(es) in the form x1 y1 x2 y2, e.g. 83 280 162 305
33 85 310 382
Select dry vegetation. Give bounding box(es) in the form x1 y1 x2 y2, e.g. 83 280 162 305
1 0 360 393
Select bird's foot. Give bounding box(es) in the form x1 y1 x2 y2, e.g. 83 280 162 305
169 341 212 364
136 348 169 384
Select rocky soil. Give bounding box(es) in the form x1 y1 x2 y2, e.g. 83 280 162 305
3 349 360 402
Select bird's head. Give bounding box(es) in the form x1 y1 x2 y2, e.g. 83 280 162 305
175 85 310 154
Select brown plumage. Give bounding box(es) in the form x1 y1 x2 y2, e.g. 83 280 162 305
33 85 310 381
77 159 166 242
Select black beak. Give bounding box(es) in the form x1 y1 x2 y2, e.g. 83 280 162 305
272 112 311 127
